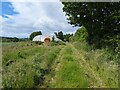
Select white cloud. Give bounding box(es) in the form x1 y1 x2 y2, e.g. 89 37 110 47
1 1 78 38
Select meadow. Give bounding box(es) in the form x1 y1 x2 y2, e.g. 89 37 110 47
1 41 119 88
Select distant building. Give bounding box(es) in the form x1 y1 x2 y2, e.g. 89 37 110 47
32 35 61 42
32 35 51 42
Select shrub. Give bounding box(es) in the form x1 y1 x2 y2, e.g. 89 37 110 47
74 26 88 42
34 41 42 45
50 41 66 46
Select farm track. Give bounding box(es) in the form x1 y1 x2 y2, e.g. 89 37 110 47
45 44 86 87
41 45 66 87
33 46 64 87
43 44 106 88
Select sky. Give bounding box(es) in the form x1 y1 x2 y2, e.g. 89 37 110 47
0 0 78 38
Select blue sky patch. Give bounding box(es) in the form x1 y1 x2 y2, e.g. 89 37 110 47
1 2 18 18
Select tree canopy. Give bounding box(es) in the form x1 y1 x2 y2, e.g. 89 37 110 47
54 31 73 42
64 33 73 42
62 2 120 48
29 31 42 40
74 26 88 42
54 31 64 41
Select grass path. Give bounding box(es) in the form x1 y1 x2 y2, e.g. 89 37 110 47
43 44 107 88
46 44 89 88
41 45 67 87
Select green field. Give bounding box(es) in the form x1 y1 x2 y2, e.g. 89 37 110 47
1 41 118 88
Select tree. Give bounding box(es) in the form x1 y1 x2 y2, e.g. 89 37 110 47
54 31 64 41
62 2 120 48
69 36 74 42
74 26 88 42
29 31 42 40
13 37 19 42
54 31 73 42
64 33 73 42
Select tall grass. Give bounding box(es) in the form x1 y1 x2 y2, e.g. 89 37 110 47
73 42 118 88
2 42 62 88
2 45 47 67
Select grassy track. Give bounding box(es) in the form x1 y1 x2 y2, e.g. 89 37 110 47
43 43 118 88
48 44 89 88
2 42 118 88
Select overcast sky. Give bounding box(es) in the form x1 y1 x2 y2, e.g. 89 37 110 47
0 0 78 38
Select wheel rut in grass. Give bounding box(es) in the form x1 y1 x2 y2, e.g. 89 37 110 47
47 44 89 88
45 44 106 88
39 45 65 88
2 45 63 88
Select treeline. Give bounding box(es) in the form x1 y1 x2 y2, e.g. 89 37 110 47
62 2 120 50
1 37 28 42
